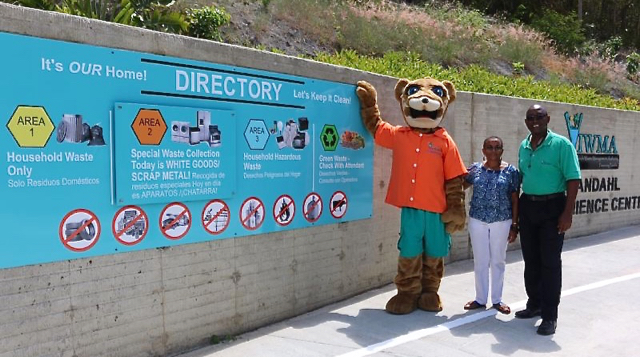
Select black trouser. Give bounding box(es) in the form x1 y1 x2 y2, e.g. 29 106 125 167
519 194 566 321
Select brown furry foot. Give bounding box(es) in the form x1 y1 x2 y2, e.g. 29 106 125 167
385 293 419 315
417 292 443 312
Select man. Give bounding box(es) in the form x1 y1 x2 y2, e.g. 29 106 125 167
515 104 581 335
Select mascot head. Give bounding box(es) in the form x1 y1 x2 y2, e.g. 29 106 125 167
394 77 456 130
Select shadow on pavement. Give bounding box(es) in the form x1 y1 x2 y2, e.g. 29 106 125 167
449 312 561 355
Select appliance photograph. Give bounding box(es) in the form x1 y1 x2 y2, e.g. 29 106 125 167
275 117 310 150
170 110 222 147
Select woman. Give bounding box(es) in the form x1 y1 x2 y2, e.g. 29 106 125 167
463 136 520 314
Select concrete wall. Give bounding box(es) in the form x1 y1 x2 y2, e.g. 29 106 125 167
1 3 639 357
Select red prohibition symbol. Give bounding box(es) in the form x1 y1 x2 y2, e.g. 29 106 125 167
201 199 230 235
159 202 191 240
240 197 265 231
273 194 295 226
303 192 323 223
330 191 348 219
59 208 101 252
112 205 149 246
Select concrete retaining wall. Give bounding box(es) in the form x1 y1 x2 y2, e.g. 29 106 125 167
1 4 639 357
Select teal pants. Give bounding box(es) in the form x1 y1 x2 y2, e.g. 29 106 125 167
399 207 451 258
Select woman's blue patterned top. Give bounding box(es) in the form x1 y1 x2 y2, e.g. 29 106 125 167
465 162 520 223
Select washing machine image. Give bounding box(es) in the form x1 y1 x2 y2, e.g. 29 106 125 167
171 121 190 143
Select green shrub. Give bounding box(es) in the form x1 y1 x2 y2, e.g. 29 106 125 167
626 52 640 76
512 4 528 23
118 0 188 34
512 61 524 75
55 0 114 20
530 10 585 55
599 36 623 61
576 39 599 57
12 0 56 11
315 50 640 111
453 7 487 29
187 6 230 41
427 2 488 29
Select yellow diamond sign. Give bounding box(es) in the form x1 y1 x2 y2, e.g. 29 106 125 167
6 106 55 148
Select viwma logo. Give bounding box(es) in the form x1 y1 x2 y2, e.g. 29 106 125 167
564 111 619 170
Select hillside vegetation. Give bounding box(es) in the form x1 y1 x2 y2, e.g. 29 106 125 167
6 0 640 111
210 0 640 111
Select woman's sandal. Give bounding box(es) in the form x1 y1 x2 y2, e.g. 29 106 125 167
464 300 486 310
492 302 511 315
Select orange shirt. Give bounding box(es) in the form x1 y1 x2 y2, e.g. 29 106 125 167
375 123 467 213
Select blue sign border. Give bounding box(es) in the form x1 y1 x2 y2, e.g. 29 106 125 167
0 32 373 269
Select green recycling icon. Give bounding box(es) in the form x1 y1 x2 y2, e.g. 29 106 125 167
320 124 339 151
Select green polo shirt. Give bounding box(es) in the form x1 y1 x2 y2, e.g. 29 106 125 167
518 130 581 195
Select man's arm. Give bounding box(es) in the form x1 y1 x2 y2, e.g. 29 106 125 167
558 179 579 233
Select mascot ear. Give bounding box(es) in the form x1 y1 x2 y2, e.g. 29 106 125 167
443 80 456 103
394 79 410 103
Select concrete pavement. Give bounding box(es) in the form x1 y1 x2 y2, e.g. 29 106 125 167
178 225 640 357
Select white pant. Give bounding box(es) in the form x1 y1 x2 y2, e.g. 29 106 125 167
468 217 511 305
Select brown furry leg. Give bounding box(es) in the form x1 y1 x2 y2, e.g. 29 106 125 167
418 255 445 312
386 256 422 315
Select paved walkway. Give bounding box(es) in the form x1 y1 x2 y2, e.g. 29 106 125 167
180 225 640 357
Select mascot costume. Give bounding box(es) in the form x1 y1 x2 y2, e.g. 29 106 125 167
356 78 467 314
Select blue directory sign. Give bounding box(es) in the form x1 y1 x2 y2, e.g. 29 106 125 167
0 31 373 269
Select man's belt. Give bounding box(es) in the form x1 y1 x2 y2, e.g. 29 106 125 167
522 192 565 201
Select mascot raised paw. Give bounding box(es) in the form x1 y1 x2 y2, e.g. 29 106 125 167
356 78 467 314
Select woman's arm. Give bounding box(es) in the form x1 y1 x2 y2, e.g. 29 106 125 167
462 163 477 190
508 190 519 243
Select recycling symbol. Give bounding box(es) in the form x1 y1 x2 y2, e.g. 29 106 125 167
320 124 339 151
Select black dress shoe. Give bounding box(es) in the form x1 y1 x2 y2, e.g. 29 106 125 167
514 307 541 319
537 320 557 335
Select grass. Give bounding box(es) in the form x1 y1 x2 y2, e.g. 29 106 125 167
495 27 545 69
315 50 640 111
270 0 338 45
35 0 633 111
265 0 640 111
210 334 236 345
